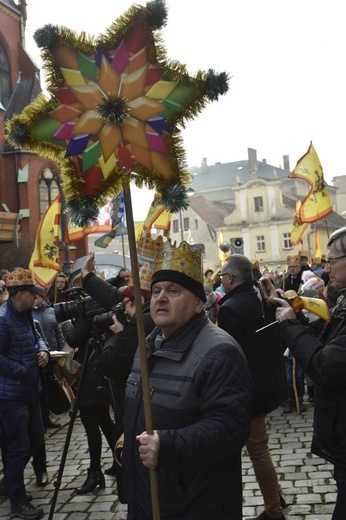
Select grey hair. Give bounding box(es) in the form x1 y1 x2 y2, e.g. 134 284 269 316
327 226 346 255
224 254 252 283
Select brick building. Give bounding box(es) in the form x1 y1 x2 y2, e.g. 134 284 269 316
0 0 86 271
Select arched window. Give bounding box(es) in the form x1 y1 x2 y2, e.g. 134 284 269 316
0 42 11 108
39 168 60 217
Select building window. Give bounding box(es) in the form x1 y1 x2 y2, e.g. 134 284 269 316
0 44 11 108
39 168 60 217
172 219 179 233
283 232 292 249
254 196 264 212
194 219 198 230
256 235 265 252
183 217 189 231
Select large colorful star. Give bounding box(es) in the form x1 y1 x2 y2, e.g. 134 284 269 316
6 0 229 225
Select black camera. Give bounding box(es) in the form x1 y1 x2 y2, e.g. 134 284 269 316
93 301 127 330
53 293 107 323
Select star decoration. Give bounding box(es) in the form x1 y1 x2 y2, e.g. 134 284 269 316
6 0 229 225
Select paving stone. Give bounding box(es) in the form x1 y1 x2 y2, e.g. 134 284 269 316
0 404 338 519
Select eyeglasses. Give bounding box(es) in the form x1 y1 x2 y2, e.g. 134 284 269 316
287 265 300 269
325 255 346 266
219 272 236 278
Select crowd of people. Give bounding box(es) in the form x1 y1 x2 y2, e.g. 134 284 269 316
1 226 346 519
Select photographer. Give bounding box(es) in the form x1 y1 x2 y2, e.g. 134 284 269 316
101 285 155 439
61 308 118 494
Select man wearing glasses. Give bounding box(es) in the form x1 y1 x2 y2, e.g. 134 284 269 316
272 226 346 520
218 255 287 520
281 255 303 294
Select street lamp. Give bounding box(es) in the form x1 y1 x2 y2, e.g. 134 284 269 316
179 187 195 242
41 167 54 206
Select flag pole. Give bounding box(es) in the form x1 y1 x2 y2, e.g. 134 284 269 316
122 181 160 520
121 235 126 267
324 218 330 239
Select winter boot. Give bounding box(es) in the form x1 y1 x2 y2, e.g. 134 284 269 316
76 468 105 494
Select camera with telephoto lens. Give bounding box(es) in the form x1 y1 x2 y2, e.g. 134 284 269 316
53 287 107 323
93 301 127 330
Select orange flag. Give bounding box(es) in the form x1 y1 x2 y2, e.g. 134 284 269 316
29 193 62 286
218 228 228 264
290 199 308 245
313 228 322 259
291 295 330 322
289 142 333 223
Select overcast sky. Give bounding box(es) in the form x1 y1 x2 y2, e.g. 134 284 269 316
23 0 346 217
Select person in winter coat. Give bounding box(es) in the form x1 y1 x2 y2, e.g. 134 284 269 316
32 286 65 430
218 254 287 520
272 225 346 520
0 268 49 520
122 240 253 520
62 309 118 495
100 283 156 502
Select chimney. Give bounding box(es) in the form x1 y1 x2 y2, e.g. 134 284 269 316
262 158 267 164
201 157 208 173
248 148 258 176
283 155 290 170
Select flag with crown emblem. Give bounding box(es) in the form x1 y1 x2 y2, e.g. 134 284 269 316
29 193 61 286
289 143 333 223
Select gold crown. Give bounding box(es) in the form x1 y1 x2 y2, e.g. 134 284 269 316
5 268 35 287
287 254 300 265
138 262 154 292
137 233 165 267
154 240 203 284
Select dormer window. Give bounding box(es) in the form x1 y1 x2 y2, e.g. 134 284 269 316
254 196 264 212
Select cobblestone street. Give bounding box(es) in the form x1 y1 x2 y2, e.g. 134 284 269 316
0 398 336 519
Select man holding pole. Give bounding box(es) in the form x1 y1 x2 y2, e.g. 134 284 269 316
122 237 253 519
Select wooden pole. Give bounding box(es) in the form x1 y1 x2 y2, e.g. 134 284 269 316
121 235 126 267
123 182 161 520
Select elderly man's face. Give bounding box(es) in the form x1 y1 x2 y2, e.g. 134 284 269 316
150 281 204 337
325 243 346 290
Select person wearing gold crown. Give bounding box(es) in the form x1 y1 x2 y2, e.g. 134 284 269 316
122 237 253 520
0 268 49 520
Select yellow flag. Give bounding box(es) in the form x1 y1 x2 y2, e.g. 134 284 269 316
142 193 165 231
289 143 333 223
29 245 59 287
292 295 330 322
29 193 62 286
290 199 308 246
152 210 171 231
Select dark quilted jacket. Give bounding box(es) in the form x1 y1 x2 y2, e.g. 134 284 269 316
279 290 346 470
0 299 49 402
123 312 253 519
218 282 287 416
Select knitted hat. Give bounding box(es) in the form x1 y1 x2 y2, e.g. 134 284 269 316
151 270 206 303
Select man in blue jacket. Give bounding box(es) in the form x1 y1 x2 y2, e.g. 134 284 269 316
218 254 287 520
0 268 49 520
